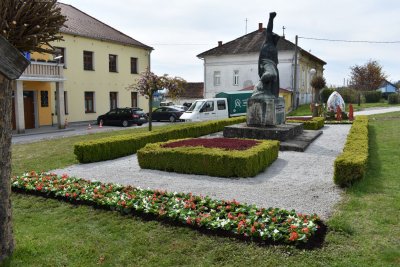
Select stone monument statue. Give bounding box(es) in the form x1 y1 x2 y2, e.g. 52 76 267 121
247 12 285 126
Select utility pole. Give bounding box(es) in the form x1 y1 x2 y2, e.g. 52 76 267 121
282 26 286 38
293 35 298 110
245 18 248 34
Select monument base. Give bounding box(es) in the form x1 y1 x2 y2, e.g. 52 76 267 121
247 97 285 126
223 122 303 141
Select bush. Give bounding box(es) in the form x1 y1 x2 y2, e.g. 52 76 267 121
333 116 369 187
286 117 324 130
320 88 335 103
336 88 359 103
138 138 279 177
74 117 246 163
388 93 400 104
363 91 382 103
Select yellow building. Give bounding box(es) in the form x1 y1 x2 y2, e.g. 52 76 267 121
13 3 152 133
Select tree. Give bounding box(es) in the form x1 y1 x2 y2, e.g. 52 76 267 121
0 0 66 262
310 75 326 117
127 69 186 131
349 60 387 91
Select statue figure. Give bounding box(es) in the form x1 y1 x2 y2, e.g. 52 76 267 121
251 12 280 99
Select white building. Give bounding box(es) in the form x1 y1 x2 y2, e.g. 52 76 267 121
197 23 326 107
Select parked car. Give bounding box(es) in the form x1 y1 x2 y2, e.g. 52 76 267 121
97 107 148 127
150 106 185 122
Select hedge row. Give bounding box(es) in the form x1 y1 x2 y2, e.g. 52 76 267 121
363 91 382 103
286 117 325 130
11 171 321 246
74 117 246 163
388 93 400 104
137 139 280 177
333 116 369 187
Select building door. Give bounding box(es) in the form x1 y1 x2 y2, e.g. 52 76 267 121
24 91 35 129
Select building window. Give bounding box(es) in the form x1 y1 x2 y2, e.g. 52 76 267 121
83 51 94 70
131 92 138 107
109 54 117 72
40 91 49 107
110 92 118 110
233 70 239 86
131 57 138 74
64 91 68 115
213 71 221 86
54 47 66 67
85 92 95 113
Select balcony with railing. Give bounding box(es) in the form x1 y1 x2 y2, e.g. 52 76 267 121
18 60 65 81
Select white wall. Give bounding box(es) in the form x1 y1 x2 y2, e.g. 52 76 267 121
203 51 296 98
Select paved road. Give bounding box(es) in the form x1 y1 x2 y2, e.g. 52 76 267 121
12 122 172 144
12 106 400 144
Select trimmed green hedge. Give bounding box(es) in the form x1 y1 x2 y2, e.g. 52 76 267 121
74 117 246 163
388 93 400 104
137 138 279 177
333 116 369 187
286 117 325 130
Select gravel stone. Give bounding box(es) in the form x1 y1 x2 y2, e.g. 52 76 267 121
53 124 352 220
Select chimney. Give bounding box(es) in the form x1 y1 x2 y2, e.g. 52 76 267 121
258 23 263 32
218 41 223 47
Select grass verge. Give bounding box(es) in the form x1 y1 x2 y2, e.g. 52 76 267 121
6 112 400 266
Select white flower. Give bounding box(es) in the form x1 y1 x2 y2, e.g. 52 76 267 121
273 229 279 234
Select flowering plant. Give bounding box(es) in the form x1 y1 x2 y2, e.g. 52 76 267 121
12 171 321 245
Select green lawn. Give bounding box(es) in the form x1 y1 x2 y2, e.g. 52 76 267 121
287 101 400 116
4 112 400 266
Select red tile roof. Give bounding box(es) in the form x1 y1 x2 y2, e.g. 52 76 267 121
58 3 152 50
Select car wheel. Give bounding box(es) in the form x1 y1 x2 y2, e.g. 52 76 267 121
169 116 176 122
122 120 129 127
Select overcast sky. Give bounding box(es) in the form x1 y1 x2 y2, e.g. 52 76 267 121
60 0 400 87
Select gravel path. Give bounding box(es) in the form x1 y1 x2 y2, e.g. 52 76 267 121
53 124 351 220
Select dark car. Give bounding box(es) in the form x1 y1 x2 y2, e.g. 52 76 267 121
97 108 148 127
150 107 185 122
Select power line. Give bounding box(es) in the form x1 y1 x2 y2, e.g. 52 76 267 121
298 36 400 44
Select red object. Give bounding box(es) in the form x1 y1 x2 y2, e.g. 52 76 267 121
349 104 354 121
99 120 103 128
336 105 342 121
162 138 260 151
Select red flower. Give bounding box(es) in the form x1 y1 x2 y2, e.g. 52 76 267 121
186 217 192 225
227 212 235 220
72 192 77 198
289 231 299 241
226 205 231 211
302 227 309 234
290 224 298 230
251 226 256 234
36 185 43 191
272 217 277 223
65 193 70 198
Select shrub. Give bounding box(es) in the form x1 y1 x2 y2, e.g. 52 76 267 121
74 117 246 163
137 138 279 177
286 117 324 130
320 88 335 103
388 93 400 104
363 91 382 103
336 88 359 103
333 116 369 187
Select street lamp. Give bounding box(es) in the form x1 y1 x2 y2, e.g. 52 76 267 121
309 68 316 103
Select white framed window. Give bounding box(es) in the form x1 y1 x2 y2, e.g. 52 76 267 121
233 70 239 86
213 71 221 86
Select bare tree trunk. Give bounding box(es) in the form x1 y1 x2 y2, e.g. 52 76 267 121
148 95 153 131
0 74 15 263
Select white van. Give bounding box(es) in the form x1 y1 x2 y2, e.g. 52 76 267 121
179 98 229 122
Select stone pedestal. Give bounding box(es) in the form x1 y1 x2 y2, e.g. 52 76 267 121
224 122 303 141
247 97 285 126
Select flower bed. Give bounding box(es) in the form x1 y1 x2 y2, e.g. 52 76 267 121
138 138 279 177
162 138 260 150
12 171 322 246
74 116 246 163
